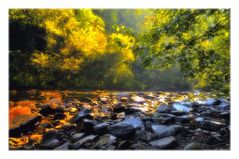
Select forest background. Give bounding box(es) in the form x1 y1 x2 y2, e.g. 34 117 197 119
9 9 230 96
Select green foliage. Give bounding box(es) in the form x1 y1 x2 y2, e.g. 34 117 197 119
9 9 138 90
93 9 153 33
138 9 230 96
9 9 230 96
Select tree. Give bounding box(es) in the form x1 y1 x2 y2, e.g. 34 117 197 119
137 9 230 96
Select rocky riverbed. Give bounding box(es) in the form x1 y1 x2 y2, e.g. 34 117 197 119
9 90 230 150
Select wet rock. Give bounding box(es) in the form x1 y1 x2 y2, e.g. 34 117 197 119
54 141 70 150
69 109 92 124
122 117 145 130
69 135 97 149
151 124 182 139
129 142 150 150
208 132 223 144
110 113 118 120
9 115 42 137
80 97 93 103
125 107 146 114
94 123 110 135
129 95 145 103
125 103 147 114
72 133 85 142
81 119 97 133
120 96 128 102
39 122 53 129
184 142 203 150
195 117 205 124
145 92 155 99
198 98 221 106
220 127 230 136
51 120 61 127
59 123 77 131
113 105 126 113
220 112 230 124
22 143 35 150
174 115 191 123
150 136 177 149
42 129 63 141
201 120 226 131
117 112 126 119
179 101 194 107
40 137 62 149
200 109 216 117
140 131 158 142
112 98 119 105
95 134 117 149
152 113 175 124
40 129 64 149
143 119 151 129
53 112 66 120
99 96 109 104
156 104 171 113
173 103 192 113
117 140 132 150
217 99 230 110
127 103 142 108
39 105 64 116
108 122 134 138
170 110 188 116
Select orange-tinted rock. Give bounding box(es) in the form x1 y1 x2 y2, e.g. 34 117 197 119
9 106 42 137
41 91 62 101
9 106 32 124
14 100 37 110
9 114 42 137
29 134 43 142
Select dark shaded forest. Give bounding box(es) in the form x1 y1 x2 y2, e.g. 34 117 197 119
9 9 230 95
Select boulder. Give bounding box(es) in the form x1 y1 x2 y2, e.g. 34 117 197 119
217 99 230 110
120 96 128 102
108 122 134 138
117 140 132 150
80 119 97 133
156 104 171 113
99 96 109 104
72 133 85 142
151 124 182 139
69 109 92 124
39 105 64 116
150 136 177 149
59 123 76 131
54 141 70 150
195 117 205 124
95 134 117 149
129 95 145 103
184 142 203 150
94 122 110 135
40 137 62 149
69 135 97 149
53 112 66 120
173 103 192 113
197 98 221 106
9 115 42 137
113 105 126 113
122 117 145 130
174 115 191 123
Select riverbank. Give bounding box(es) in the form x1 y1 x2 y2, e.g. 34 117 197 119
9 90 230 150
